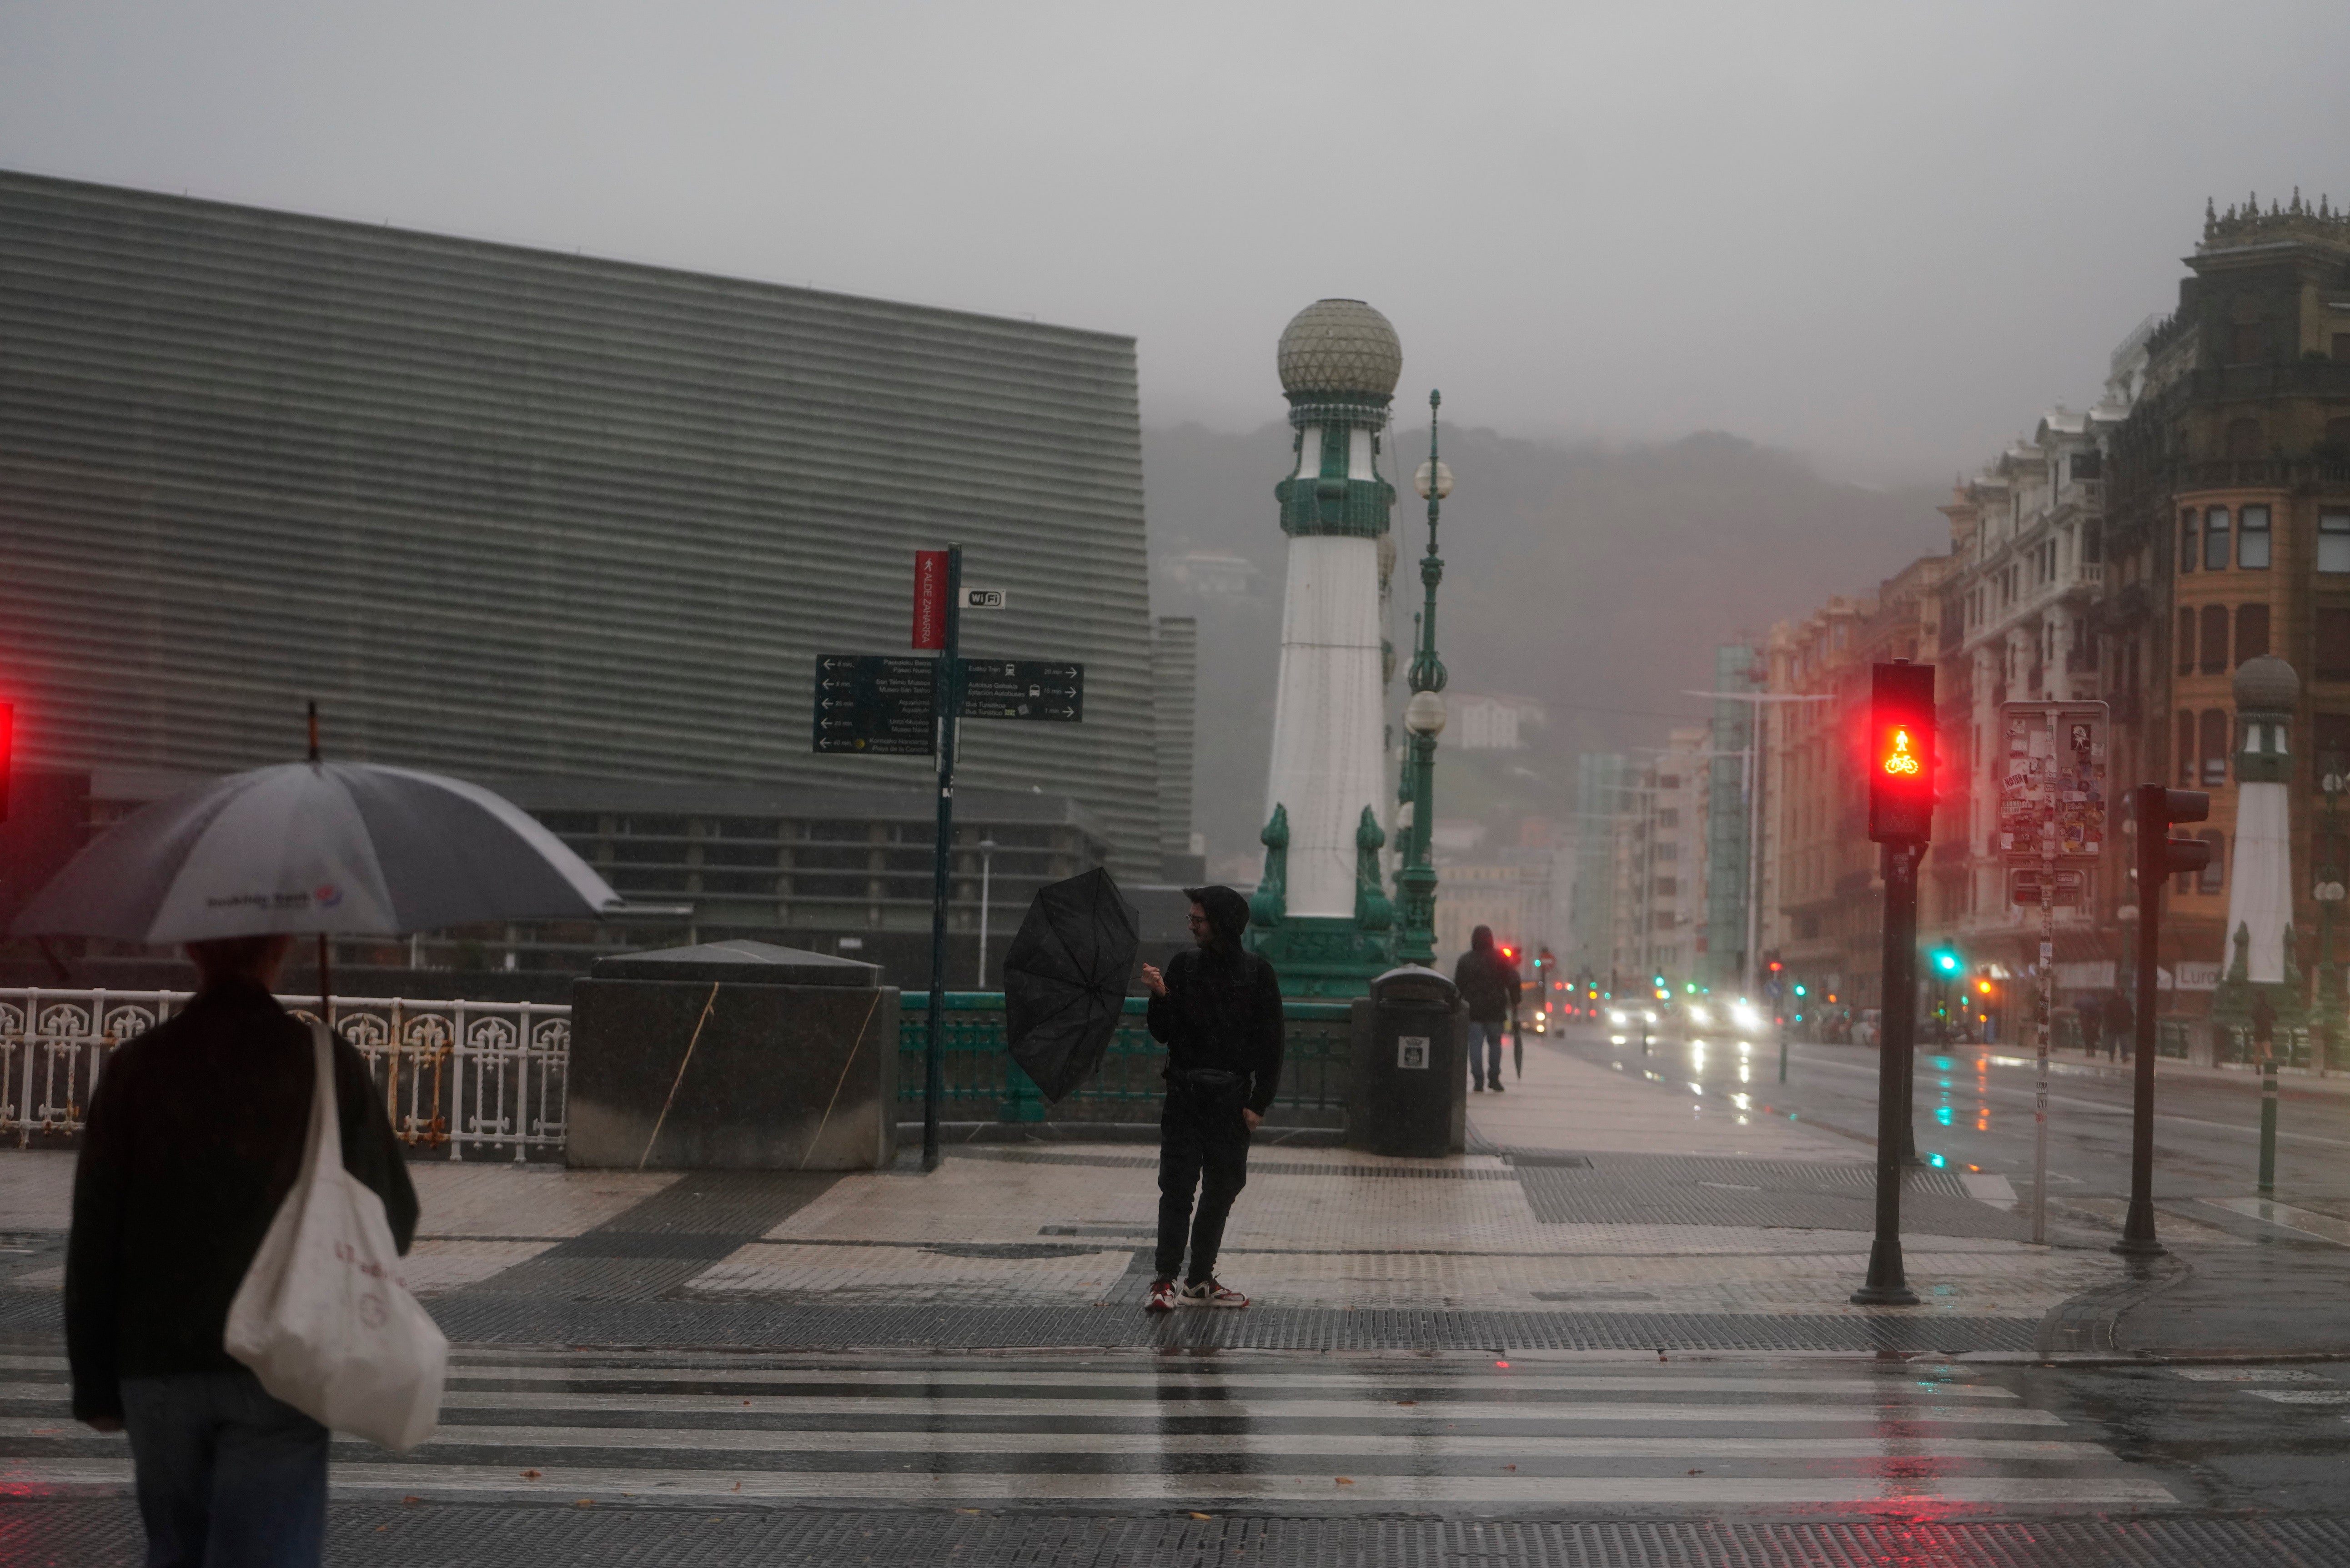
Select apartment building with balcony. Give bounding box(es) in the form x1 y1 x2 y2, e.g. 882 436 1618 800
1928 360 2138 974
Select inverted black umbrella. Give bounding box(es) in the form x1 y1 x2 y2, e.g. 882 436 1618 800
1003 868 1140 1103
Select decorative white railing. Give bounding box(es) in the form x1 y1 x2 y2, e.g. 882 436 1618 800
0 989 571 1161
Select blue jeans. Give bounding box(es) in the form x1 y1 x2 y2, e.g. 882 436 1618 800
1468 1020 1506 1087
120 1369 328 1568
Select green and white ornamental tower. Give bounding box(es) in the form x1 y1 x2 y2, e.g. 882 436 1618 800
1248 300 1401 995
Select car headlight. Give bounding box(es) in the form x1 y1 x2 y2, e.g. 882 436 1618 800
1643 1010 1657 1024
1687 1005 1709 1025
1607 1009 1627 1025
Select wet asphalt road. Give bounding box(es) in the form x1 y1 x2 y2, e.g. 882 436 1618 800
1551 1015 2350 1219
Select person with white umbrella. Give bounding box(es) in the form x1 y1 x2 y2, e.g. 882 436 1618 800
25 723 618 1566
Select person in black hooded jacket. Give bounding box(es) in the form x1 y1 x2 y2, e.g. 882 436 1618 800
1140 885 1282 1311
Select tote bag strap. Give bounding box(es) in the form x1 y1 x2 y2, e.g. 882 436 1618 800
305 1020 345 1173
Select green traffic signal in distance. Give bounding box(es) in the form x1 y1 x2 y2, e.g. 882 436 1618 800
1933 948 1961 975
1792 983 1807 997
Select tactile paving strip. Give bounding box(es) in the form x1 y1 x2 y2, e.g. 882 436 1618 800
12 1500 2344 1565
418 1295 2038 1353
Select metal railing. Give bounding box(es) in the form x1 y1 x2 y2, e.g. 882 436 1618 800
0 988 571 1161
897 994 1353 1127
4 986 1364 1155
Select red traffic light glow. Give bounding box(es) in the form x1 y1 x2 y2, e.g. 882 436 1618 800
1868 661 1936 844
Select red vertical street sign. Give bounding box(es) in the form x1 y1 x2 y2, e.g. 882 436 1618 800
912 550 948 650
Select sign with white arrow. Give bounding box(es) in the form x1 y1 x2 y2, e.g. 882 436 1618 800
961 660 1084 722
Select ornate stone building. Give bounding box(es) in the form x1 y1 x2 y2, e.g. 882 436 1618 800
2104 196 2350 1002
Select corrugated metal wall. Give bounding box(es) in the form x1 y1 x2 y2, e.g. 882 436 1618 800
0 171 1161 875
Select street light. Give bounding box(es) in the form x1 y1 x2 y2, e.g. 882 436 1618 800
974 836 999 989
1393 390 1450 966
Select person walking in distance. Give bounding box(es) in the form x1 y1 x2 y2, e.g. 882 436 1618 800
68 934 418 1568
1454 925 1522 1093
1139 886 1283 1312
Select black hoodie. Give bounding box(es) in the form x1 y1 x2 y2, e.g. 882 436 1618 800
1145 885 1285 1115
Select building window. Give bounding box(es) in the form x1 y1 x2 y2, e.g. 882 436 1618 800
1656 808 1679 827
2336 333 2350 364
2178 608 2197 675
2198 831 2225 896
2199 708 2230 788
2177 711 2195 787
2229 323 2266 363
2321 511 2350 573
2239 504 2271 569
2180 510 2198 572
2199 604 2231 674
2236 603 2270 663
2204 507 2232 570
2321 608 2350 679
1652 877 1677 898
2081 521 2102 563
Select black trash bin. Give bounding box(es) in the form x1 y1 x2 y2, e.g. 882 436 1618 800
1350 965 1463 1158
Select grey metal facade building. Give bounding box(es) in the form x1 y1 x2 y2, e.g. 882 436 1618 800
0 170 1164 890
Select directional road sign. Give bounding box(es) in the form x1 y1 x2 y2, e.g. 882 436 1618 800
813 654 936 754
962 660 1083 723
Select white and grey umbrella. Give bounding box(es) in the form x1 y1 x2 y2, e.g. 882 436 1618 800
11 762 620 945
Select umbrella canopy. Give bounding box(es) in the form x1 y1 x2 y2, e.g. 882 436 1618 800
1002 867 1140 1103
11 762 620 944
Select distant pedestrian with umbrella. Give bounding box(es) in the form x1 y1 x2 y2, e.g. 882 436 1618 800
1138 885 1283 1312
24 715 619 1567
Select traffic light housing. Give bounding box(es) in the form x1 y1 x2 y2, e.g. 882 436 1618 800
1868 661 1936 843
2136 784 2212 885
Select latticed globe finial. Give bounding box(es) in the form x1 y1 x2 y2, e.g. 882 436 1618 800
1276 299 1401 399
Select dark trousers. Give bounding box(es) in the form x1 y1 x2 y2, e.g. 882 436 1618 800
1468 1020 1506 1087
1155 1087 1250 1283
120 1368 329 1568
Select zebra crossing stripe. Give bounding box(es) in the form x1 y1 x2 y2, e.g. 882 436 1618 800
432 1366 2023 1398
0 1457 2176 1507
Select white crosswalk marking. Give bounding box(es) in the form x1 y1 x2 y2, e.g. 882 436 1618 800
0 1356 2175 1508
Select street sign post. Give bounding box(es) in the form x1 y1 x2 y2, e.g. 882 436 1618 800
813 549 1090 1172
1999 700 2109 1245
1856 660 1934 1308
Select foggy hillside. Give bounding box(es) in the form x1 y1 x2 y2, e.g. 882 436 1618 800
1144 422 1948 866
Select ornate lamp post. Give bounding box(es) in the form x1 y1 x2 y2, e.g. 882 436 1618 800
1394 389 1450 965
2315 753 2345 1071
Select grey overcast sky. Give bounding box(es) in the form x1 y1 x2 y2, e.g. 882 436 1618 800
3 0 2345 483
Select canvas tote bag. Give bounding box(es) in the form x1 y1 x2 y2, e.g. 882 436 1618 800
225 1022 447 1452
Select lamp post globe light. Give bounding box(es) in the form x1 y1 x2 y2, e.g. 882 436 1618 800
1393 390 1450 967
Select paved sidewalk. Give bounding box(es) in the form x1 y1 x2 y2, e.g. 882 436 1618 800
0 1035 2127 1356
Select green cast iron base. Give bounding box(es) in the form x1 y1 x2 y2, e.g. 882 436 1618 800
1250 914 1396 1000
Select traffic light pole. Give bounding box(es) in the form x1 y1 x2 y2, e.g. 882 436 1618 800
921 544 964 1174
2119 782 2209 1256
1855 836 1924 1304
2119 784 2166 1256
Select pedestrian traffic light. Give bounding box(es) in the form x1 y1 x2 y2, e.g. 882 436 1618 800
2135 784 2212 885
1868 660 1936 844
